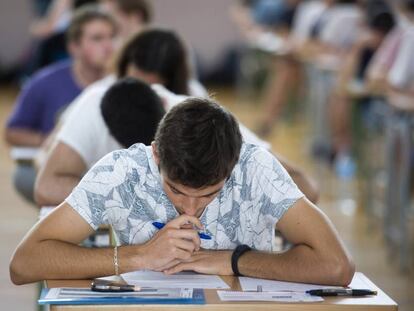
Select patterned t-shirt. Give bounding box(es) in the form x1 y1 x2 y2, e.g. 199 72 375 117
66 143 303 252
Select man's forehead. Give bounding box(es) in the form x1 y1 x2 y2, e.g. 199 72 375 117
162 174 225 197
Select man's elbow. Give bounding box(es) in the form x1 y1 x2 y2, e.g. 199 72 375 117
331 256 355 286
10 250 34 285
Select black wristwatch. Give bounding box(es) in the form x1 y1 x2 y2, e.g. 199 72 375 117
231 244 251 276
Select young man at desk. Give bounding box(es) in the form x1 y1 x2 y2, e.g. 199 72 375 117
10 98 354 286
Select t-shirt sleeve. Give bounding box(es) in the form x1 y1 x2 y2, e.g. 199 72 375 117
56 89 103 167
388 31 414 90
65 149 132 230
7 78 44 131
249 147 304 226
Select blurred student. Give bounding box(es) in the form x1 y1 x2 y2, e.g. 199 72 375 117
387 0 414 95
100 0 152 44
4 6 117 203
328 1 395 167
35 29 319 207
25 0 98 76
256 0 362 136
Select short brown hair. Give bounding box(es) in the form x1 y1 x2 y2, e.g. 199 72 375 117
155 98 242 188
66 5 117 43
113 0 152 23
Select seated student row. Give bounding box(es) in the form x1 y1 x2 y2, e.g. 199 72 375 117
34 28 319 207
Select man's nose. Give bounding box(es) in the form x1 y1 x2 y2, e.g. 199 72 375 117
182 196 199 216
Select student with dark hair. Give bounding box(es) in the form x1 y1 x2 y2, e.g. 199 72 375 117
11 97 354 286
116 29 190 95
100 78 165 148
155 99 243 189
5 5 117 203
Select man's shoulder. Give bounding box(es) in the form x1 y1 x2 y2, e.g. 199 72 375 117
109 143 152 167
238 143 273 166
30 61 72 85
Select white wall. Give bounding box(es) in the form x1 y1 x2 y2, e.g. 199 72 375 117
0 0 243 71
0 0 33 67
151 0 243 71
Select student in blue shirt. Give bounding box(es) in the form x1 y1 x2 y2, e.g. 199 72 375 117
5 6 117 203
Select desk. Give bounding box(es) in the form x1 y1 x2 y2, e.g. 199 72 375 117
45 273 397 311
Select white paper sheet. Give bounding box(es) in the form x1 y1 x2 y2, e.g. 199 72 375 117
217 290 323 302
10 147 39 160
239 272 370 293
121 270 230 289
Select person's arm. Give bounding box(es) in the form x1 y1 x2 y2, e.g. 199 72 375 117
4 128 46 146
34 142 87 206
274 153 319 203
165 198 354 286
238 123 319 203
30 0 73 38
9 203 201 285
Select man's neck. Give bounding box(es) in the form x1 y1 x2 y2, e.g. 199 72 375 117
72 60 106 88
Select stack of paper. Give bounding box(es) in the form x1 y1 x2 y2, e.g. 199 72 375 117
39 287 205 305
10 147 39 161
239 272 370 292
217 272 370 303
121 270 230 289
217 291 323 302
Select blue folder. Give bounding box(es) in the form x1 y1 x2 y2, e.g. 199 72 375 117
39 287 205 305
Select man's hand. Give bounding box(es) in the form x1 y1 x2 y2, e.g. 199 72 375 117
163 250 233 276
140 215 203 271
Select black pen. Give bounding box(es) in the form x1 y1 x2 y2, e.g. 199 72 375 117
306 289 377 297
91 280 140 292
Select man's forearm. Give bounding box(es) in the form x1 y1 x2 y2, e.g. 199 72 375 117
5 128 46 147
238 244 354 286
10 240 145 285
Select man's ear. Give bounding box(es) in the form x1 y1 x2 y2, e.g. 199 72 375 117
151 141 160 165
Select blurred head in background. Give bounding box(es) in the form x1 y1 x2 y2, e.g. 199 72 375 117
100 0 152 42
116 29 190 95
67 5 117 73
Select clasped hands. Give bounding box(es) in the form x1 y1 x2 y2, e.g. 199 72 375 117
140 215 233 275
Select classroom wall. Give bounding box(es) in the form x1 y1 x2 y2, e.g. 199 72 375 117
151 0 243 72
0 0 243 73
0 0 33 67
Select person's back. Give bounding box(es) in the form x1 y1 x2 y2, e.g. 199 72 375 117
7 60 81 138
319 0 362 50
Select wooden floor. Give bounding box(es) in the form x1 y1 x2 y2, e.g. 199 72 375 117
0 85 413 310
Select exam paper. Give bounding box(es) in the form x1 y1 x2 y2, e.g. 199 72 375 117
217 291 323 302
239 272 371 292
121 270 230 289
10 147 39 160
44 287 193 299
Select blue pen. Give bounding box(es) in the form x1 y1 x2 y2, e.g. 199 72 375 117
152 221 212 240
